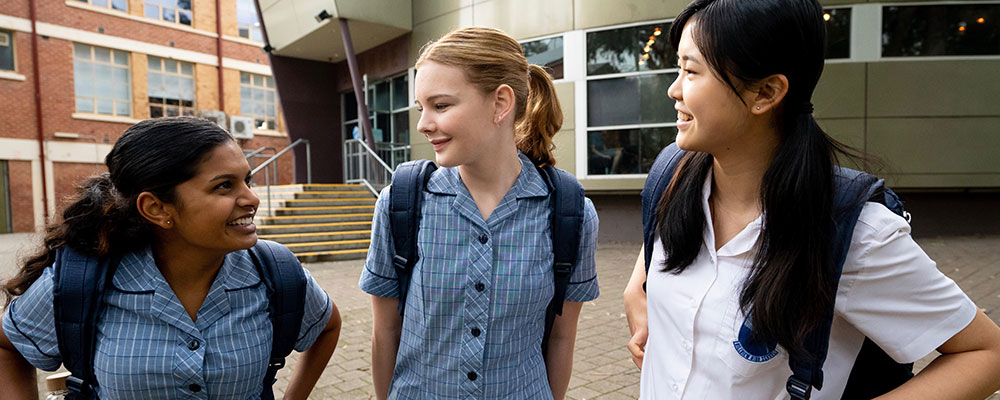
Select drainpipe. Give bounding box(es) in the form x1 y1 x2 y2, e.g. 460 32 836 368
28 0 49 224
339 18 377 152
216 0 225 112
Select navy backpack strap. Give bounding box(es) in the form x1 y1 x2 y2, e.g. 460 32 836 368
53 246 120 399
641 143 686 290
248 240 307 400
389 159 437 316
537 165 585 357
786 167 878 399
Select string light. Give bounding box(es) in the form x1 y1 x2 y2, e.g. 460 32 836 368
977 17 986 24
823 13 831 21
639 27 663 66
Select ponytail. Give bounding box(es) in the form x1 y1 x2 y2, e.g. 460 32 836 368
515 65 562 167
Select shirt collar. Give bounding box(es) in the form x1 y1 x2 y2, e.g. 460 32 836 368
701 169 764 258
425 152 549 199
110 247 261 293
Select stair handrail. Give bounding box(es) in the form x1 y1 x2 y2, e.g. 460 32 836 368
251 138 312 217
343 138 395 197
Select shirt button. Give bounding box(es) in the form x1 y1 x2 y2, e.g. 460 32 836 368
471 327 481 337
474 282 485 292
478 234 488 244
187 340 200 351
189 384 201 392
467 371 478 381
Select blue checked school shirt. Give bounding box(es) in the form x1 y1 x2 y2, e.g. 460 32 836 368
2 246 333 400
359 152 600 400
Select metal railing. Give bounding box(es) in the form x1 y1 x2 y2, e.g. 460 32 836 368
343 139 410 196
245 147 278 187
250 139 312 215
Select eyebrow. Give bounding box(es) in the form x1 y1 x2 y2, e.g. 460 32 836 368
210 174 238 182
680 54 701 63
414 93 456 105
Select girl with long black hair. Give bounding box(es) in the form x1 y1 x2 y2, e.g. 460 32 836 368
622 0 1000 398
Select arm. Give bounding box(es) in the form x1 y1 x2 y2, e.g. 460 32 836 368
0 319 38 400
283 298 342 400
877 310 1000 400
371 295 403 400
623 246 648 369
545 301 584 400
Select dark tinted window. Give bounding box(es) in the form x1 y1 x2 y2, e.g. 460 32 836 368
825 8 851 59
883 4 1000 56
587 22 675 75
522 36 564 80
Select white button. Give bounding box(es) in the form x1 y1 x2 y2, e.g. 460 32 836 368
672 383 679 392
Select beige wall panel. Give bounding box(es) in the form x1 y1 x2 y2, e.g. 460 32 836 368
196 64 220 111
472 0 573 40
885 174 1000 188
580 176 645 192
128 0 143 17
552 128 576 175
867 117 1000 187
131 53 149 119
409 8 475 65
224 68 242 115
194 0 218 33
222 0 239 37
818 0 857 6
814 62 865 119
816 118 865 150
574 0 685 30
867 60 1000 118
554 81 574 131
413 0 472 25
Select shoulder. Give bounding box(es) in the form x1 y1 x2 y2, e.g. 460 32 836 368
852 201 911 246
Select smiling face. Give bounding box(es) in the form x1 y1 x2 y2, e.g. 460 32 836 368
667 21 756 154
164 140 260 257
414 61 503 168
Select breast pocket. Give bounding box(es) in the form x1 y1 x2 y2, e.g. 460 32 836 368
716 302 789 379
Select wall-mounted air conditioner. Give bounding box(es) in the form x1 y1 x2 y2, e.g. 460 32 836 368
229 116 255 140
199 110 227 131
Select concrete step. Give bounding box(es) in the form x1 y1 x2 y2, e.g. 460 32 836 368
253 191 378 200
255 220 372 234
273 205 376 216
271 198 376 208
255 213 374 226
259 230 370 244
281 238 371 253
295 248 368 263
254 184 370 194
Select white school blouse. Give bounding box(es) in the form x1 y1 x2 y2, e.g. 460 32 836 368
640 172 977 399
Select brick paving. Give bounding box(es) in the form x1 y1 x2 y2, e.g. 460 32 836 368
3 234 998 399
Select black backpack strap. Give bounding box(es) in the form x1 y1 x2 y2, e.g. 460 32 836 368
786 167 878 399
537 165 585 357
248 240 307 400
389 159 437 316
641 143 686 290
53 246 120 399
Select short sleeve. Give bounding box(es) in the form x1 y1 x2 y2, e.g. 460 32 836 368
837 202 977 364
565 197 600 302
358 185 399 298
2 267 63 371
293 267 334 352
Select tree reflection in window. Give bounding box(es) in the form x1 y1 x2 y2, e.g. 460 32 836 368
883 4 999 57
587 22 676 76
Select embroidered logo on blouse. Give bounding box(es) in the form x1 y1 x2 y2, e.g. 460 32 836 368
733 315 779 363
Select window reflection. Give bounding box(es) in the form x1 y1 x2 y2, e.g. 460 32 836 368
522 37 564 80
883 4 1000 57
587 22 675 76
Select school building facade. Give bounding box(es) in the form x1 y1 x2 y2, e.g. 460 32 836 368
0 0 295 233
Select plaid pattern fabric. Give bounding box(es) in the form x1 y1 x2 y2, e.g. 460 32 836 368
360 153 600 399
2 247 333 400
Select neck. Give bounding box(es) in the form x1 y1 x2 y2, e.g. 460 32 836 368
709 124 779 212
458 134 522 198
152 235 225 292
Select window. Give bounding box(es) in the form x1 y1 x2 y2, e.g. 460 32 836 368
586 21 677 175
883 4 1000 57
522 36 564 80
240 72 278 130
147 56 195 118
0 30 14 72
343 74 410 168
144 0 192 26
824 8 851 59
73 44 131 117
75 0 127 11
237 0 263 41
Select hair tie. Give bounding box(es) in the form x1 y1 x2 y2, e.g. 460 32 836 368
799 102 814 114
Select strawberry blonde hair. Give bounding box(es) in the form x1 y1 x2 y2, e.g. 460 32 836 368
416 27 563 167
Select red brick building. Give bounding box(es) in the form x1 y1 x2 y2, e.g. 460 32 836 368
0 0 296 233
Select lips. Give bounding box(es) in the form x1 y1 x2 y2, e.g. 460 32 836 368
429 137 451 151
676 110 693 122
227 216 254 226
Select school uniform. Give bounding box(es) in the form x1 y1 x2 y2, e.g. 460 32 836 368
3 247 333 399
640 171 977 399
359 152 600 399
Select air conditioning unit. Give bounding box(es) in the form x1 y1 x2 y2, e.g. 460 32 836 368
229 116 255 140
198 110 227 130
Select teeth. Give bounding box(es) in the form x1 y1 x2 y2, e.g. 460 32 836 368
677 111 693 122
228 217 253 226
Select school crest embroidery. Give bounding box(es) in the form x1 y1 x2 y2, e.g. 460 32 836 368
733 315 779 362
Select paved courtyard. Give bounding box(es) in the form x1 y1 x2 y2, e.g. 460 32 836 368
1 233 998 399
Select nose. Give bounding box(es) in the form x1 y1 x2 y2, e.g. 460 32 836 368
241 180 260 211
416 110 434 135
667 73 682 103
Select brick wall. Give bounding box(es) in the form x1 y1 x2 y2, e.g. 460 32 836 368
0 31 38 140
196 63 221 111
8 161 34 232
52 162 107 211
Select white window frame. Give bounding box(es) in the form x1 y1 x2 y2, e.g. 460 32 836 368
147 56 196 118
240 71 279 131
73 43 132 117
143 0 193 27
75 0 128 12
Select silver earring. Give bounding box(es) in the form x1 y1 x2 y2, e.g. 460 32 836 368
166 220 172 225
756 106 761 110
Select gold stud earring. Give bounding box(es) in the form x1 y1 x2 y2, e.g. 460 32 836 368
756 106 761 110
166 220 172 225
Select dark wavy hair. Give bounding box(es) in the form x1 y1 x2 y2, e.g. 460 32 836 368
655 0 864 359
3 117 234 305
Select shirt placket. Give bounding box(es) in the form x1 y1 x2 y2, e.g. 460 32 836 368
460 227 492 398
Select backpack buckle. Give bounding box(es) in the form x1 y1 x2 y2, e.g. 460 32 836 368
786 376 812 399
66 375 95 396
393 255 409 269
553 262 572 275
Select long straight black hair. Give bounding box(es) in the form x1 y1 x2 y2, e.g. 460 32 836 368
656 0 861 359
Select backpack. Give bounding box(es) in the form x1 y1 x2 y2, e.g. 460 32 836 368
52 239 306 400
388 159 584 355
640 143 913 400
